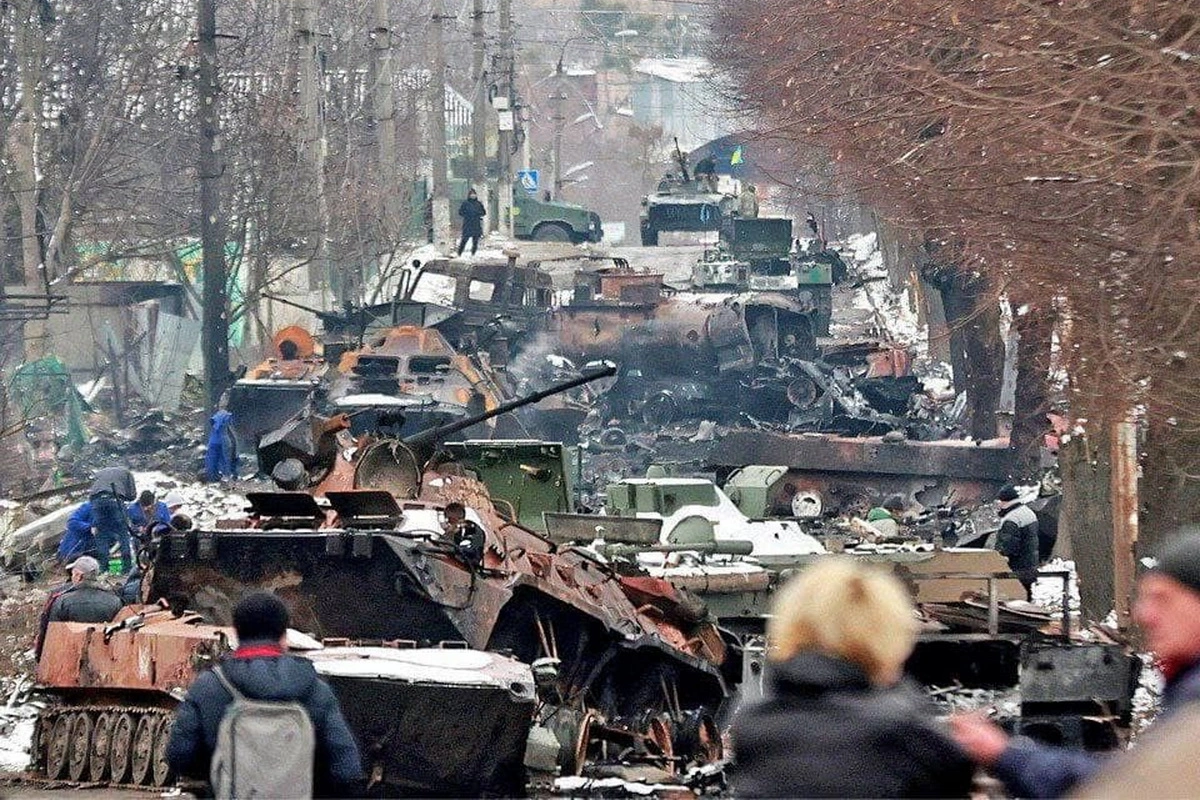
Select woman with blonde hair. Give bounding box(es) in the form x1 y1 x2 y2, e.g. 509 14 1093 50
730 557 974 798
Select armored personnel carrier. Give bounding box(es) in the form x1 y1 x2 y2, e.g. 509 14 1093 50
29 608 539 795
639 143 735 246
144 370 728 787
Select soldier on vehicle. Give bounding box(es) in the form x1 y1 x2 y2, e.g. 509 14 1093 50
738 183 759 218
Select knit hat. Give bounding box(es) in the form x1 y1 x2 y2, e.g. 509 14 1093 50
866 507 892 522
996 484 1019 503
1150 527 1200 597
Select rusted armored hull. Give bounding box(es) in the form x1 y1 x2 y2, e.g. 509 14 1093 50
148 525 726 724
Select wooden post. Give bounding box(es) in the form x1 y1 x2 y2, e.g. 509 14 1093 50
1111 418 1139 629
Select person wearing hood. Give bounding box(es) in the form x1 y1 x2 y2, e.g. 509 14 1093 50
205 405 237 482
167 592 364 796
729 558 974 798
995 484 1039 600
951 527 1200 797
456 188 486 257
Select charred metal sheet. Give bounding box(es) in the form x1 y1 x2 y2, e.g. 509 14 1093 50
543 513 662 546
1020 640 1140 720
710 431 1017 480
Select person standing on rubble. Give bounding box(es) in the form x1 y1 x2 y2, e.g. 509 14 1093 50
60 487 134 575
456 188 486 257
729 558 975 798
995 484 1039 600
950 527 1200 797
205 403 238 482
167 592 364 796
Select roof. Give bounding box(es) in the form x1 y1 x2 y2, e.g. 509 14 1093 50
634 57 711 83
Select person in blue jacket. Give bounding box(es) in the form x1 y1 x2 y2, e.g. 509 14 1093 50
58 491 133 574
950 526 1200 797
205 407 237 482
127 490 170 536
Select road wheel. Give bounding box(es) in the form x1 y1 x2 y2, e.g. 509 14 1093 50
533 222 572 242
67 711 94 782
151 714 172 787
109 712 135 783
89 712 114 782
45 714 72 780
130 714 157 785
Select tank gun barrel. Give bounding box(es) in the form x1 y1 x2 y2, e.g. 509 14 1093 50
402 364 617 448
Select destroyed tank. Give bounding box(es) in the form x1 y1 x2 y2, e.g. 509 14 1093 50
30 607 539 795
146 368 729 789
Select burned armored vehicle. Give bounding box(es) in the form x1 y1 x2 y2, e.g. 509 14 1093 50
30 608 538 795
145 372 728 790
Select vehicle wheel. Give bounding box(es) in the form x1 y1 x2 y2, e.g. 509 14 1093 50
533 222 572 242
642 391 677 427
151 714 172 787
45 714 72 780
130 714 157 785
640 223 659 246
109 712 135 783
89 712 114 782
67 711 94 782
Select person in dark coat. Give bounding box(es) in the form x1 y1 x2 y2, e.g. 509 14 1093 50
60 492 134 574
36 556 123 657
167 592 364 796
951 527 1200 797
994 484 1039 599
730 558 975 798
457 188 486 256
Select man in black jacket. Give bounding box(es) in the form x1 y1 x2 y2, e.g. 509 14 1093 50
995 484 1039 600
457 188 486 256
167 592 364 796
36 556 123 657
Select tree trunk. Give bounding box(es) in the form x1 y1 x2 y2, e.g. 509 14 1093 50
1010 306 1054 479
1060 430 1114 623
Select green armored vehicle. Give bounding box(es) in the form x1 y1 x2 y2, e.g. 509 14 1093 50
512 193 603 243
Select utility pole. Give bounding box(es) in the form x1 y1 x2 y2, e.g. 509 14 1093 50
497 0 514 235
296 0 335 303
372 0 400 230
470 0 489 225
197 0 229 415
429 0 452 247
551 55 565 199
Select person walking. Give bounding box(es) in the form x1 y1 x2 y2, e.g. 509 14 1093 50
950 526 1200 798
995 484 1040 600
205 406 237 482
457 188 486 257
167 592 364 797
729 557 974 798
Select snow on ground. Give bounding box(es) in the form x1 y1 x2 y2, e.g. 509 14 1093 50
842 232 927 357
0 677 37 773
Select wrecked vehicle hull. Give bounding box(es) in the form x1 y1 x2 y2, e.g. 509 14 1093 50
29 611 540 795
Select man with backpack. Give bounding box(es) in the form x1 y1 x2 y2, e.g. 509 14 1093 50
167 592 364 798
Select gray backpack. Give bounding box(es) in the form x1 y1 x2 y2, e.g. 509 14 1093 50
209 665 315 799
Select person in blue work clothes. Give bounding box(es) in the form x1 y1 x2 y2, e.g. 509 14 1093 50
59 489 133 575
205 405 237 482
127 490 170 537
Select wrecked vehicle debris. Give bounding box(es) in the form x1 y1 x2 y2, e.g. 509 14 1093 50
29 608 540 795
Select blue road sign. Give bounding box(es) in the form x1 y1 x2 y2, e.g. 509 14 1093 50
517 169 540 195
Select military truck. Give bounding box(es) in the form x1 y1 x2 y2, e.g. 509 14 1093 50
512 192 603 243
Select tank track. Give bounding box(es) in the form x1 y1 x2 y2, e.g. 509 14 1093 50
31 704 176 789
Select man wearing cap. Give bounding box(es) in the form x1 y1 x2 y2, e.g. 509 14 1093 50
36 556 123 657
950 527 1200 798
995 484 1039 600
